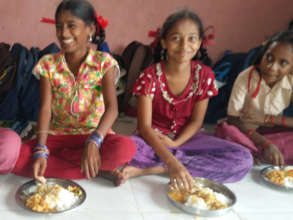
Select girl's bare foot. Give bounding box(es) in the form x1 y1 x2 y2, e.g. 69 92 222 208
99 169 125 186
119 165 166 182
100 166 166 186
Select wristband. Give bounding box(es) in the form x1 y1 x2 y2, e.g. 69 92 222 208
86 132 103 148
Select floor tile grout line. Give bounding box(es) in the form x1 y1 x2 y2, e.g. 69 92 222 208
129 178 143 214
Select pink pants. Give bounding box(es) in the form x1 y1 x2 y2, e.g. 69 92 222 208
216 121 293 164
0 128 21 174
13 133 136 179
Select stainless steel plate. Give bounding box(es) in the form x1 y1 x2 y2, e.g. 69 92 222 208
15 178 86 213
167 177 236 217
260 165 293 190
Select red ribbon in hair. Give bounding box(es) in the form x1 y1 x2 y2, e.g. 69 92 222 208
41 17 56 24
202 25 215 48
148 28 161 49
95 12 108 31
40 14 109 31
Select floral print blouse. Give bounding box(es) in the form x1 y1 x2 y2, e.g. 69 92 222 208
132 61 218 137
33 48 119 135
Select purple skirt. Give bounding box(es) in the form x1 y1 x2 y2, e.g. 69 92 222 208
129 131 253 183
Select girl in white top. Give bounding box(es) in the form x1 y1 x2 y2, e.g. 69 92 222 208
216 30 293 166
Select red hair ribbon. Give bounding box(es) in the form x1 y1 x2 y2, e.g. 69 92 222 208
95 12 108 31
41 17 56 24
248 66 262 98
202 25 215 48
148 28 161 49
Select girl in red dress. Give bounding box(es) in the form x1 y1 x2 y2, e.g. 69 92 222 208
117 9 253 190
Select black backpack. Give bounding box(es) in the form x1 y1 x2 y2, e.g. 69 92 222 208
120 41 153 114
0 43 16 99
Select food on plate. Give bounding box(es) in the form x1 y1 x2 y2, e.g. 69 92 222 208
38 176 47 184
265 168 293 187
25 183 82 212
168 182 230 210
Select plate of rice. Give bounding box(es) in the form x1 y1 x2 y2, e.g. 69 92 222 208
167 177 236 217
260 165 293 190
15 178 86 213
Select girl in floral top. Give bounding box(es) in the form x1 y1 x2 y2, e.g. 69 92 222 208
12 0 135 184
118 10 253 190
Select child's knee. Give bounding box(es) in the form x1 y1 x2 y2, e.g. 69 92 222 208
235 146 254 171
0 128 22 173
0 128 21 145
102 134 136 159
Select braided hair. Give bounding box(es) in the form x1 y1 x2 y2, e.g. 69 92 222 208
55 0 105 50
153 9 212 66
253 30 293 66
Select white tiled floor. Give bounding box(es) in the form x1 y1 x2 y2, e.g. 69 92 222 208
1 116 293 220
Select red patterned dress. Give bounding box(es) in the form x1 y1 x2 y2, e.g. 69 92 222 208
129 61 253 183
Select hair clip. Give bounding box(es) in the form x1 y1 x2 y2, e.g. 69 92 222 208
202 25 215 48
148 27 161 49
95 12 108 31
41 17 56 24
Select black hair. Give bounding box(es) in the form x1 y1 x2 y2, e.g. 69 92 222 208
253 30 293 66
55 0 105 49
153 9 212 66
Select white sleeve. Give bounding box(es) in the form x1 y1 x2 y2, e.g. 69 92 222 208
227 69 250 117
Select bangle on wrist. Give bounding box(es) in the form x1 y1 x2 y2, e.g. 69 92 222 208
261 140 272 149
86 132 103 148
246 129 255 138
264 115 271 125
35 130 49 134
34 144 49 152
33 144 49 160
33 151 49 160
282 116 287 127
271 115 275 126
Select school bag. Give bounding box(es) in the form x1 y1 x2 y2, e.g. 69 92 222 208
119 41 153 115
0 43 17 102
204 51 248 123
204 46 263 123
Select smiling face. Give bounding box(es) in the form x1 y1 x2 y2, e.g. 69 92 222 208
55 10 95 55
161 18 202 64
260 42 293 87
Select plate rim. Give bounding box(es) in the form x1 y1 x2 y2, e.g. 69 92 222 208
15 178 86 214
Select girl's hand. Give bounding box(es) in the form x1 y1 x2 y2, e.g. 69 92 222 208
81 141 101 179
156 133 178 148
263 144 284 166
33 157 47 183
168 160 194 192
